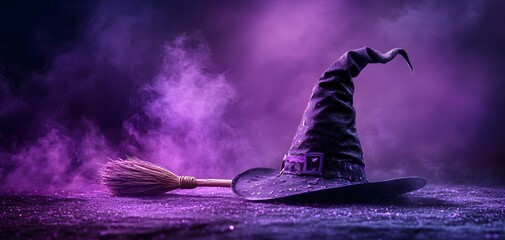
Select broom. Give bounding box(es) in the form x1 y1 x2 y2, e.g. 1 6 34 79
99 156 232 196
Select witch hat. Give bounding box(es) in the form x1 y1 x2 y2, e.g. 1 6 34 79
232 47 426 201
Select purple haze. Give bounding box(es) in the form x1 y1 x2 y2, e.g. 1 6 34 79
0 0 504 191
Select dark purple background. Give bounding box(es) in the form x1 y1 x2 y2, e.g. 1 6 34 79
1 0 504 190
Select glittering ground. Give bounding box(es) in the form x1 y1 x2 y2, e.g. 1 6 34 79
1 185 504 239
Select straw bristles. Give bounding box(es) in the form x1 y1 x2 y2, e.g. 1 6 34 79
99 157 180 196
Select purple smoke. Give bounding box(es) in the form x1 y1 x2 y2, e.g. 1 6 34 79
123 35 255 178
0 0 504 191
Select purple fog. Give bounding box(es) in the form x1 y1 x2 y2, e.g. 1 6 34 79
1 0 504 191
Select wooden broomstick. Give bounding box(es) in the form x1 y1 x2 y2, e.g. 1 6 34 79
99 156 232 196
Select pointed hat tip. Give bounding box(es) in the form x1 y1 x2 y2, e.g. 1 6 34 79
386 47 413 72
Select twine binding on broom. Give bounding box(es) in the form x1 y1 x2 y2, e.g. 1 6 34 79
179 176 196 189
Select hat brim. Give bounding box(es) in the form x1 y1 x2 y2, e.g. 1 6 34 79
232 168 427 202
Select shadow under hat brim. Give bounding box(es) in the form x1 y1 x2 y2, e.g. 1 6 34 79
232 168 427 202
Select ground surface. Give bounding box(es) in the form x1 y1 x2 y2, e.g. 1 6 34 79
0 184 504 239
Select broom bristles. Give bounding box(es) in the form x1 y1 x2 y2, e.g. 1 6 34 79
99 156 180 196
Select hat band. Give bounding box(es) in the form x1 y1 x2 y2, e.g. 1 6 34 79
282 153 367 182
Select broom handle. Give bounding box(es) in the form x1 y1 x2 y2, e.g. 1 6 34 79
195 178 232 187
